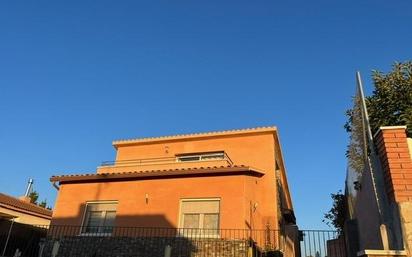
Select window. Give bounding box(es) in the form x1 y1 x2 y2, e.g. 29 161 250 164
176 152 225 162
82 202 117 234
180 199 220 236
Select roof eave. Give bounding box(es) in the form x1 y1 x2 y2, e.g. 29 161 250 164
51 166 265 184
0 202 52 219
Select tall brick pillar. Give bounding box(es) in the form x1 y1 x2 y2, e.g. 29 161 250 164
374 126 412 256
374 126 412 202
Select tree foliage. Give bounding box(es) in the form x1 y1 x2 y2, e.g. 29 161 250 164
39 199 47 208
345 93 366 176
323 191 346 233
28 190 50 209
28 190 39 204
345 61 412 136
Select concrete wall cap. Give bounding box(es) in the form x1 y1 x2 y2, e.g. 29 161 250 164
357 249 407 256
379 126 407 130
373 126 407 138
112 126 277 147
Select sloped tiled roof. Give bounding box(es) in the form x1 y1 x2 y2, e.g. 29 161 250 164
112 126 277 147
0 193 52 218
51 165 265 183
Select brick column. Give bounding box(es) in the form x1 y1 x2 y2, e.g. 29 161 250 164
374 126 412 203
374 126 412 256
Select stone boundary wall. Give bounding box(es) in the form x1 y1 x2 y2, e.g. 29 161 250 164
40 236 250 257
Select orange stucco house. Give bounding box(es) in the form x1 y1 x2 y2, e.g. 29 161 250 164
50 127 296 247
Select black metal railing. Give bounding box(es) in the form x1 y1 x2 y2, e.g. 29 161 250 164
299 230 346 257
0 225 346 257
0 221 47 257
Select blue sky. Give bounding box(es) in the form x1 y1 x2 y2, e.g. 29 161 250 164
0 1 411 229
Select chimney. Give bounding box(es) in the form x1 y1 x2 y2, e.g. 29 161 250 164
19 179 34 203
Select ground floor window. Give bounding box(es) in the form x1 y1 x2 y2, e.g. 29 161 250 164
179 198 220 236
82 201 117 234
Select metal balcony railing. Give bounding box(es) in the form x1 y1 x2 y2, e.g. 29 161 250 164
100 152 234 168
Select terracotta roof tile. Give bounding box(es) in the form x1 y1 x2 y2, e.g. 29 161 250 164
0 193 52 218
112 126 277 146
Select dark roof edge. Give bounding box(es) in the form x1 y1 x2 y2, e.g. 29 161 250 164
51 166 265 183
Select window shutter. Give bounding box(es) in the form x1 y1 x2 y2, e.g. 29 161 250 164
87 203 117 212
181 200 220 214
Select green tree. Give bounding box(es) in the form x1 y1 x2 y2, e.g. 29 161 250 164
28 190 39 204
323 191 346 233
39 199 47 208
345 61 412 136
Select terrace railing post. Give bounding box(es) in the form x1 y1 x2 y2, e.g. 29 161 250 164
248 245 253 257
164 245 172 257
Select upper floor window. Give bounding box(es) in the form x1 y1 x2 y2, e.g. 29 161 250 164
176 152 225 162
82 201 117 234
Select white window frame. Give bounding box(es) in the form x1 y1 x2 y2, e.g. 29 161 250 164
178 198 221 238
80 200 118 236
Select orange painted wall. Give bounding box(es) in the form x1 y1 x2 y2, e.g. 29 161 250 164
115 133 275 173
52 175 247 228
52 130 286 230
114 132 278 229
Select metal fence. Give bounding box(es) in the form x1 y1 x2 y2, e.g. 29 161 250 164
299 230 345 257
0 221 47 257
0 224 345 257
